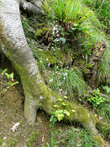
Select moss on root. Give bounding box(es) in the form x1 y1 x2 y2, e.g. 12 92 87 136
92 136 104 147
33 49 72 67
96 120 110 137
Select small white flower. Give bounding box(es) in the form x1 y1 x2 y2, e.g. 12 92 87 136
40 60 42 63
67 66 69 69
40 96 43 99
53 26 57 30
59 89 62 92
59 92 61 95
46 58 48 61
55 38 59 42
57 34 59 37
3 137 7 140
58 48 60 50
49 79 53 82
39 80 42 83
64 73 68 76
48 63 50 66
63 77 65 80
57 66 59 69
52 30 55 35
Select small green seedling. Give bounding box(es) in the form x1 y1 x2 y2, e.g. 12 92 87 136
2 68 19 88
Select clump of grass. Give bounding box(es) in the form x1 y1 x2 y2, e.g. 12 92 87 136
78 5 105 52
26 131 39 147
42 0 106 56
83 0 110 28
46 127 99 147
47 0 82 23
6 139 17 147
96 103 110 123
48 67 89 99
99 41 110 84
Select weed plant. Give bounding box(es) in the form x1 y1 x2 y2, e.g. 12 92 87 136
88 88 109 107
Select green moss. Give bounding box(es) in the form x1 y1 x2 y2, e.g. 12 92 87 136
92 136 104 147
96 120 110 137
89 113 96 125
33 49 72 67
34 29 43 37
83 67 89 74
42 27 48 32
41 0 49 14
58 100 90 124
74 59 86 70
34 26 48 38
74 59 94 74
86 63 94 68
36 23 46 27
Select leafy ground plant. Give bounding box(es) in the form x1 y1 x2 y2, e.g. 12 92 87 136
1 68 19 88
88 88 109 107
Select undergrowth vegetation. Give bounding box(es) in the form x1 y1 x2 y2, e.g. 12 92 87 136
21 0 110 145
46 127 99 147
48 67 88 99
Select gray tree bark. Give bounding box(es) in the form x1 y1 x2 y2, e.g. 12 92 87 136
0 0 107 146
19 0 44 16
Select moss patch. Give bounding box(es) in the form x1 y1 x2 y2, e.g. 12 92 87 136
33 49 73 67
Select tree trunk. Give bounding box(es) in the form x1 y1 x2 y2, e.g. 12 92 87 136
0 0 107 146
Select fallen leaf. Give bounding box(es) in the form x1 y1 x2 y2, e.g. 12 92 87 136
11 122 20 132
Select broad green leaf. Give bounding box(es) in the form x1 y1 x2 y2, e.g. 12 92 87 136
56 113 64 121
64 96 68 99
54 105 59 108
58 37 66 44
57 98 63 101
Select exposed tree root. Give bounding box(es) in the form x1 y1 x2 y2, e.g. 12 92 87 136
19 0 44 16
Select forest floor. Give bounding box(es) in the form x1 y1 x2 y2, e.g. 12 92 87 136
0 69 74 147
0 65 110 147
